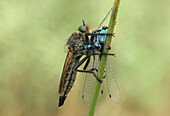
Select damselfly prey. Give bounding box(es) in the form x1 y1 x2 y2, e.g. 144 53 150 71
58 8 121 107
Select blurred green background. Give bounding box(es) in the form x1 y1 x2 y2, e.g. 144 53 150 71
0 0 170 116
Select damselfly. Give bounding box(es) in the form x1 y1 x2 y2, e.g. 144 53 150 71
81 26 121 105
58 8 121 107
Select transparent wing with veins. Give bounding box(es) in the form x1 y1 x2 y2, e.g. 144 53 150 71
82 55 103 105
93 55 104 100
106 56 121 103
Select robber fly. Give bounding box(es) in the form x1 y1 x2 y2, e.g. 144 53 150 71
58 8 121 107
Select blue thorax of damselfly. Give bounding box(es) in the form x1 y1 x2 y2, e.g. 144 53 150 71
85 27 107 52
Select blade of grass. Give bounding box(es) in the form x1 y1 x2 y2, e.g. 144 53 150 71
87 0 121 116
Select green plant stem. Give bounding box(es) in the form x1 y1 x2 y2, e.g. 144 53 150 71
87 0 121 116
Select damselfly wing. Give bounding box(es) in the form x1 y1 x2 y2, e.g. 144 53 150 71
81 24 121 105
106 56 121 103
81 55 121 105
82 55 104 105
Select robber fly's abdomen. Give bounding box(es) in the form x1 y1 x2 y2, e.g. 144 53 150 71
58 49 81 107
58 31 87 107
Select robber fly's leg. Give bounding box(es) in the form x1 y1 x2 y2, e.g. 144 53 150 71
83 56 90 70
91 71 102 83
89 67 107 79
90 68 98 72
83 58 98 72
74 58 102 83
75 69 102 83
74 56 89 71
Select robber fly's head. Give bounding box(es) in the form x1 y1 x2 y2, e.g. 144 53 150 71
78 20 91 33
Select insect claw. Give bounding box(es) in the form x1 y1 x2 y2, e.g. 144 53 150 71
97 77 103 83
107 45 111 50
113 53 116 57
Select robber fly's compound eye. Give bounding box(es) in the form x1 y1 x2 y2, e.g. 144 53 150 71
78 26 87 33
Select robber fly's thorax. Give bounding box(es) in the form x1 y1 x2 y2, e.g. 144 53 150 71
66 24 90 56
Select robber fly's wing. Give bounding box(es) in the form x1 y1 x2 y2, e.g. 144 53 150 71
106 56 121 103
82 55 103 105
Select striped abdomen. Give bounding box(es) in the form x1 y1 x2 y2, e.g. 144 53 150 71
58 49 81 107
58 32 86 107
